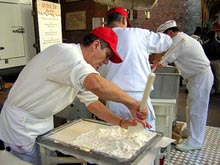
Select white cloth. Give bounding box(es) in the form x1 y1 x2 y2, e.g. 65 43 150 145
186 68 213 147
0 43 99 148
162 32 211 79
163 32 214 147
98 27 172 130
157 20 177 32
191 34 203 44
106 92 156 130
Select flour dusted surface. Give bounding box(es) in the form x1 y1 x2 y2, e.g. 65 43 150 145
71 126 157 160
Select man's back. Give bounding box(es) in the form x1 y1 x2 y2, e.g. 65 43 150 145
99 27 172 92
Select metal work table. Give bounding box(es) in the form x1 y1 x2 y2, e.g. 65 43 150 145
37 119 173 165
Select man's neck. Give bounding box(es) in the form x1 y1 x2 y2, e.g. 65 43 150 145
108 22 125 28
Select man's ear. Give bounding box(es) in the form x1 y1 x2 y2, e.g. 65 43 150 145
167 30 173 37
122 17 127 26
93 40 101 50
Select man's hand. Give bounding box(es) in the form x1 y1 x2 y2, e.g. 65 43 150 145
151 62 164 71
121 119 152 129
129 101 150 122
120 119 137 129
134 107 152 129
139 120 152 129
127 101 153 129
129 102 142 119
136 108 148 120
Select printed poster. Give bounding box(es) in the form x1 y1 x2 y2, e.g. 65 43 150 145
37 0 62 51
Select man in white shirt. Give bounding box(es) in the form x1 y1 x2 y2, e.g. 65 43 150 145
155 20 214 151
99 7 172 131
0 27 148 164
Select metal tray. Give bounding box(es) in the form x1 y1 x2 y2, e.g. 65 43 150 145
37 119 163 165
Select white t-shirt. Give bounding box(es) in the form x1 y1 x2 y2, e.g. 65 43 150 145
99 27 172 92
163 32 210 79
0 43 98 146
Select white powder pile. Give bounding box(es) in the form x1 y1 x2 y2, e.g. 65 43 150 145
71 126 157 160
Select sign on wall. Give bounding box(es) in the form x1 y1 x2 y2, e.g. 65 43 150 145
66 11 86 30
37 0 62 51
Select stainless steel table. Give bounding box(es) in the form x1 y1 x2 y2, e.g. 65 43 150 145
37 119 164 165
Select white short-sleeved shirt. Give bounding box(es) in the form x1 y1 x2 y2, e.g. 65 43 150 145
0 43 98 146
98 27 172 121
99 27 172 92
163 32 210 79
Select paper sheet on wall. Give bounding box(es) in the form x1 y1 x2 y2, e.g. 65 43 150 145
37 0 62 51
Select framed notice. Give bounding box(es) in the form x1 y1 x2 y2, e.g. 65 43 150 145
66 11 86 30
37 0 62 51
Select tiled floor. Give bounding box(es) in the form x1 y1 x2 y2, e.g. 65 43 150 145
166 126 220 165
165 85 220 164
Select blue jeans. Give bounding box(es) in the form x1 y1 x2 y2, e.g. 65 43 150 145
4 142 41 165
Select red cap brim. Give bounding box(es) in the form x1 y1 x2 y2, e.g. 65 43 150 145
109 46 123 63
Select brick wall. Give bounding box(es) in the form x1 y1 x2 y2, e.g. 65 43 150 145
60 0 202 42
131 0 202 35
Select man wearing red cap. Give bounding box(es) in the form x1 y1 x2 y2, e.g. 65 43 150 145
0 27 148 164
106 7 131 27
99 7 172 131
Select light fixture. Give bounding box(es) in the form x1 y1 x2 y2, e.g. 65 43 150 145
145 10 150 19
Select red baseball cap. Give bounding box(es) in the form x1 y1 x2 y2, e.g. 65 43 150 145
107 7 131 27
91 27 123 63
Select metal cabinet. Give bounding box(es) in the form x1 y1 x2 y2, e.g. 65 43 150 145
151 66 180 99
0 0 35 69
152 99 176 138
151 66 180 138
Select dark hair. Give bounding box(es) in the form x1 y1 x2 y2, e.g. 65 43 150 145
107 12 124 26
164 27 179 34
82 33 110 49
194 26 202 36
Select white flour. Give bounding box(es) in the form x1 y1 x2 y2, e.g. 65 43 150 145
71 126 157 160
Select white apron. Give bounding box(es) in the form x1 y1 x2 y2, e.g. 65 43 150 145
0 100 53 149
106 91 156 131
186 68 213 147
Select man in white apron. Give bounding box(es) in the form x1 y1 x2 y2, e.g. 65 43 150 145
155 20 214 151
98 7 173 131
0 27 148 164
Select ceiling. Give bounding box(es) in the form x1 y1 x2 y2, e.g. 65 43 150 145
93 0 158 10
93 0 220 17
